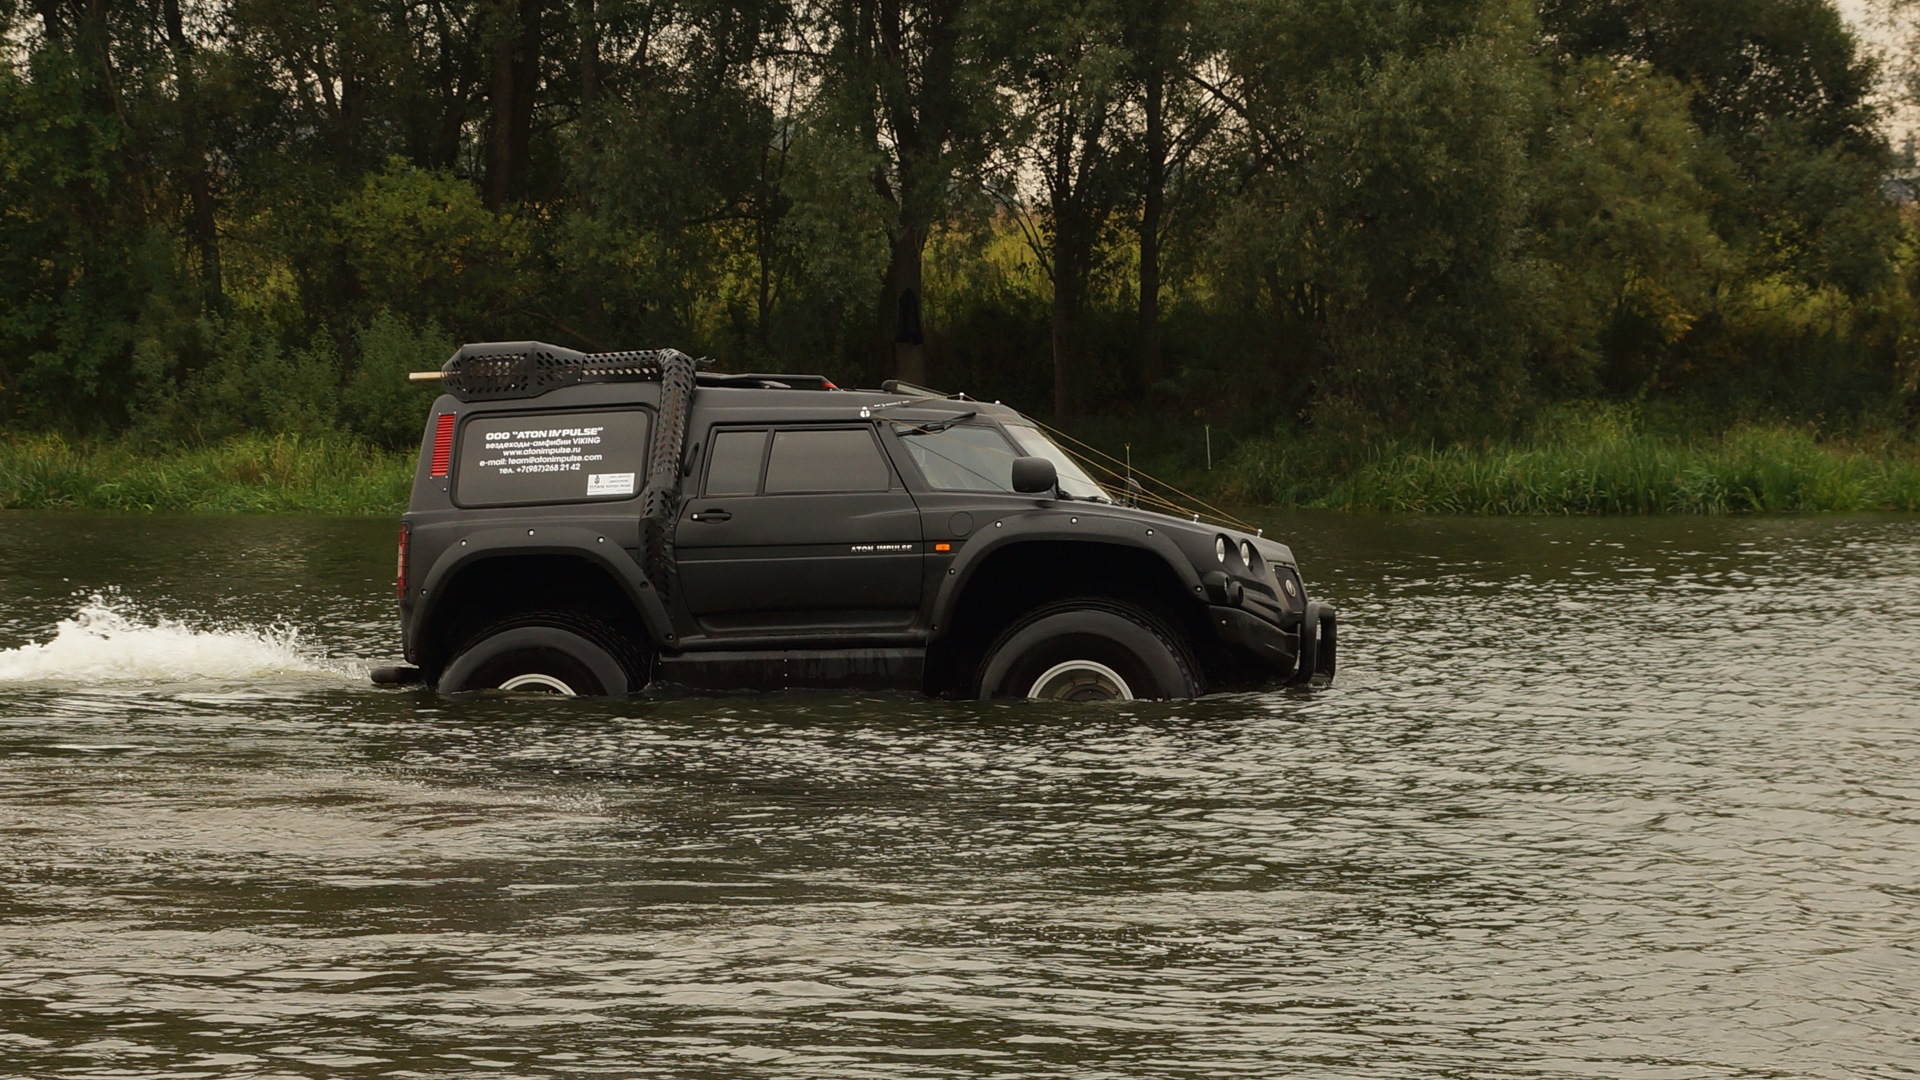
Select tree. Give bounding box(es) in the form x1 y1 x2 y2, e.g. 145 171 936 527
1540 0 1893 294
0 0 179 429
1530 60 1731 395
990 0 1127 417
1208 0 1545 438
162 0 222 307
809 0 996 386
484 0 543 209
1120 0 1220 391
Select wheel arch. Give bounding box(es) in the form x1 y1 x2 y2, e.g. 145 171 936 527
412 534 667 678
926 535 1207 696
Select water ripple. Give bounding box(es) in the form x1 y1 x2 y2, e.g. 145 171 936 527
0 513 1917 1077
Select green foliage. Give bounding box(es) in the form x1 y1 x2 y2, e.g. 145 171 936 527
1530 61 1730 394
1219 404 1920 512
0 433 412 514
342 311 453 449
333 161 533 337
0 0 1916 515
1203 0 1551 441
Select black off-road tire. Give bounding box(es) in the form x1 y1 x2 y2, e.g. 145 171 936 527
974 599 1203 701
438 613 646 697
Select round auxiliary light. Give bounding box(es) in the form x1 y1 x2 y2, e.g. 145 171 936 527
1241 540 1257 568
1215 536 1228 563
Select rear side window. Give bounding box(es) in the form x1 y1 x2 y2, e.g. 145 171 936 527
705 430 767 496
454 410 650 507
764 429 892 493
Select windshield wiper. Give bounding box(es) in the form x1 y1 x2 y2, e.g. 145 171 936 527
893 411 978 436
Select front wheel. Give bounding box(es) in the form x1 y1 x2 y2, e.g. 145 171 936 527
975 600 1202 702
438 615 643 697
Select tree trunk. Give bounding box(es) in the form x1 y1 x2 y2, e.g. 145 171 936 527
579 0 599 112
486 0 542 209
574 0 604 343
32 0 62 42
881 223 929 386
1052 295 1074 420
1138 70 1165 389
163 0 223 307
1052 221 1088 419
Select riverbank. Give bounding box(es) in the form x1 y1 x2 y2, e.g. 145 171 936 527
0 435 412 515
5 421 1918 516
1219 421 1920 513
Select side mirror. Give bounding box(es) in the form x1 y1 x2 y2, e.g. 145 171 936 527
1010 456 1057 494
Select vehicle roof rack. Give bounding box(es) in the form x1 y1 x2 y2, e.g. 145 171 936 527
696 372 839 390
879 378 950 398
410 341 694 402
411 341 846 401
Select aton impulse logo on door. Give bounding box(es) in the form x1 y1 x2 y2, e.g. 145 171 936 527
849 543 916 553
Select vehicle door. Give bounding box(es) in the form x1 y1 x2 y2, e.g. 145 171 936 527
674 424 924 636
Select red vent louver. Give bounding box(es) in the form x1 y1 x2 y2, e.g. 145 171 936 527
395 523 410 599
429 414 456 477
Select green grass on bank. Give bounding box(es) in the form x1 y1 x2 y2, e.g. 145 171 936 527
6 412 1920 516
1219 416 1920 513
0 434 414 514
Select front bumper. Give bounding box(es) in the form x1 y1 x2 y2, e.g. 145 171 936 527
1209 600 1338 687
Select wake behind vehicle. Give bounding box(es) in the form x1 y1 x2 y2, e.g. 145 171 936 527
375 342 1337 700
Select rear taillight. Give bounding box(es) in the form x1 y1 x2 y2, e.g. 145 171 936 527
429 413 456 477
395 523 411 599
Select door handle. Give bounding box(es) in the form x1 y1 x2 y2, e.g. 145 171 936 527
691 508 732 522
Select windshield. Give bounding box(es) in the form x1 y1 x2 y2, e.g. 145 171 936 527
895 422 1021 492
1003 424 1110 501
894 419 1111 501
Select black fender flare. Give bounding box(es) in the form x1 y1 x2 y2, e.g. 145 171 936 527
414 525 677 649
927 511 1208 642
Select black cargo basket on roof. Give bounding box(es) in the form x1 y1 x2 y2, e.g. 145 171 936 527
439 341 692 402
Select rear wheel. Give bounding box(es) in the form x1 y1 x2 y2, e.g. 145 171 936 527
975 600 1202 702
438 615 644 697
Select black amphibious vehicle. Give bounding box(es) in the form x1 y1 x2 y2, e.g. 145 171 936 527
378 342 1336 700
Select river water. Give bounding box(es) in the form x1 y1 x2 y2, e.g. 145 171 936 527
0 511 1915 1079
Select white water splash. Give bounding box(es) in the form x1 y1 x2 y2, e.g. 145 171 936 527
0 596 357 685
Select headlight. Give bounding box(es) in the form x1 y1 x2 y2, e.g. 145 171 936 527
1240 540 1257 568
1215 536 1228 563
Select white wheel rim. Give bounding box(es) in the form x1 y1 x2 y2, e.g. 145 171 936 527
1027 661 1134 702
499 673 578 696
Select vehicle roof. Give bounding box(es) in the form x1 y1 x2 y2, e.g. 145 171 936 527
690 384 1022 423
437 363 1027 425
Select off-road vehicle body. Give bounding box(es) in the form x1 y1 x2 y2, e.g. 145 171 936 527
379 342 1337 699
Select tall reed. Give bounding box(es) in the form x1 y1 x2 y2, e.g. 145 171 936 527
1220 412 1920 513
0 434 414 515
